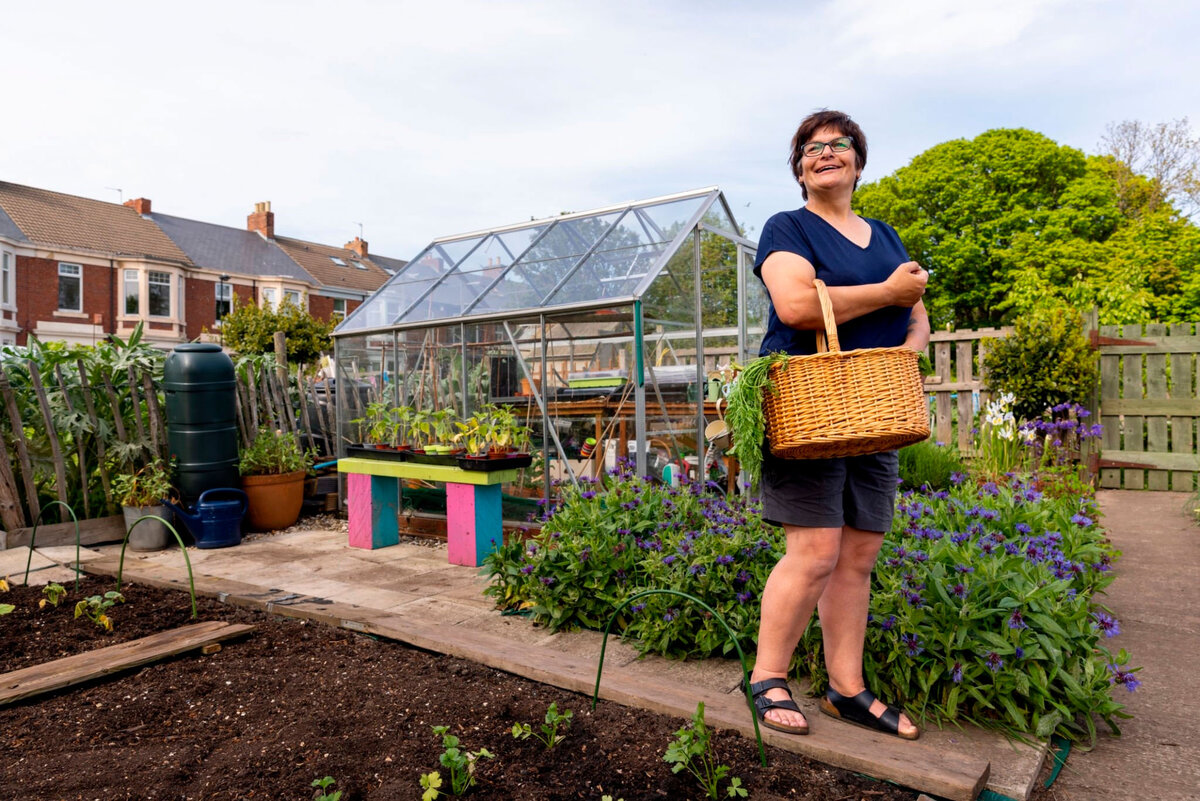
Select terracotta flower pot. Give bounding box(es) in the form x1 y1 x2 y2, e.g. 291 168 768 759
240 470 306 532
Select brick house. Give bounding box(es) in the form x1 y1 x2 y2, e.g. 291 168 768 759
0 182 402 347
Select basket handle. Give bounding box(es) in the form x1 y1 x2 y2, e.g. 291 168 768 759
812 279 840 353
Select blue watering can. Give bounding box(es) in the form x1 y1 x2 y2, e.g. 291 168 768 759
164 488 248 549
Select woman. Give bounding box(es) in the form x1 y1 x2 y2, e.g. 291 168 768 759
745 110 930 739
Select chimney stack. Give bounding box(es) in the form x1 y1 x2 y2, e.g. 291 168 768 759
248 201 274 239
124 197 152 215
345 236 368 258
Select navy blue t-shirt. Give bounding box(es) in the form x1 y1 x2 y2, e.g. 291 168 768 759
753 207 911 356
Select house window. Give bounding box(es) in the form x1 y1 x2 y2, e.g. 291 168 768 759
332 298 346 322
262 287 277 310
58 263 82 312
283 289 302 308
124 269 140 314
148 271 171 316
215 282 233 320
178 275 185 318
1 251 12 307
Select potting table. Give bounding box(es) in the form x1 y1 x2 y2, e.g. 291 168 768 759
337 457 519 566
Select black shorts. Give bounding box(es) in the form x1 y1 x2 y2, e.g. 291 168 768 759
759 449 899 532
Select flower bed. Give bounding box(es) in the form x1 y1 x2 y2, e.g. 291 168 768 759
485 459 1139 742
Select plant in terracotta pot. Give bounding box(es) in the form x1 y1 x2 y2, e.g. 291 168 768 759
112 459 177 551
389 405 414 450
239 428 313 532
353 399 392 448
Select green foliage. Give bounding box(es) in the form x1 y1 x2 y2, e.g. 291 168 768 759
898 440 965 491
483 464 781 660
511 701 573 749
311 776 342 801
663 703 746 799
854 129 1200 326
798 474 1136 744
982 307 1098 421
74 590 124 632
426 725 493 797
724 353 789 490
41 582 67 609
239 428 313 476
220 296 333 367
112 458 174 507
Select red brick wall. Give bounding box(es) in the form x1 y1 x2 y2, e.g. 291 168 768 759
309 295 333 321
16 255 114 343
185 276 215 340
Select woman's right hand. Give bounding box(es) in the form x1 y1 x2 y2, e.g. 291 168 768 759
884 262 928 307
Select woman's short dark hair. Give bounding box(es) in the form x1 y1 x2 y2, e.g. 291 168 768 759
788 110 868 200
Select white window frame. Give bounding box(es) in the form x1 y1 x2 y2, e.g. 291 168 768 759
58 262 83 312
283 288 303 308
261 287 278 310
147 270 172 318
215 281 233 321
331 298 346 322
1 250 14 309
123 269 140 315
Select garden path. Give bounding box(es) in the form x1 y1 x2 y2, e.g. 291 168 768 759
1047 490 1200 801
5 518 1071 800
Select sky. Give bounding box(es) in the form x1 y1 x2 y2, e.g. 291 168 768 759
2 0 1198 262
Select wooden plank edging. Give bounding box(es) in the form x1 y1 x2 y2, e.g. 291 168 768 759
0 621 254 707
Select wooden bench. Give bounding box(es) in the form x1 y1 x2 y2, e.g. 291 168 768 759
337 457 519 566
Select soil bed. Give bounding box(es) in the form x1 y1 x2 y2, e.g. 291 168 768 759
1 576 1043 800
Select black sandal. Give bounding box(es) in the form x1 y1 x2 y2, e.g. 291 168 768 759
819 686 919 740
744 677 809 735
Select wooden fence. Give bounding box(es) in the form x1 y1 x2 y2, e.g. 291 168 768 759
0 356 336 537
1097 322 1199 491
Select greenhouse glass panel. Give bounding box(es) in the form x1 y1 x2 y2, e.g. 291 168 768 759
431 235 487 269
698 196 739 237
494 224 551 261
546 242 667 304
632 195 710 242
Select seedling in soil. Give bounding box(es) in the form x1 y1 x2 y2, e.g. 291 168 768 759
511 701 573 749
426 725 494 797
74 591 125 632
311 776 342 801
663 702 747 799
0 576 11 616
41 582 67 608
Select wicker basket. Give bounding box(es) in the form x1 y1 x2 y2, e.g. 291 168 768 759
763 279 929 459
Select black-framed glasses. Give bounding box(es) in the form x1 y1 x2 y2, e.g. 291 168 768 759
801 136 853 157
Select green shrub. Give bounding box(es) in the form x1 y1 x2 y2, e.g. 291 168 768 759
221 296 333 366
982 305 1097 421
239 428 313 476
898 439 965 491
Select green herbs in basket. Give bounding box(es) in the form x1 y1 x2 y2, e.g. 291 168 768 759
725 353 789 489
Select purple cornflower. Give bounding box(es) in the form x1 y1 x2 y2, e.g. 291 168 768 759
716 554 734 566
951 471 966 485
880 615 897 631
663 608 679 622
540 576 556 586
1070 513 1093 527
950 530 971 545
1015 523 1032 535
736 590 754 604
951 662 963 683
950 582 969 600
580 490 597 500
662 555 678 567
520 564 535 575
980 482 1000 497
901 633 923 657
1107 664 1141 692
688 563 706 576
578 548 591 563
1092 611 1121 638
1014 647 1025 659
1008 610 1028 630
735 570 751 586
985 652 1004 672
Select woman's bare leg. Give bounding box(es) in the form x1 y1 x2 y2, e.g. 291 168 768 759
749 524 841 729
817 526 916 736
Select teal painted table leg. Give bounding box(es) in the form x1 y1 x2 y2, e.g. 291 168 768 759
446 482 502 566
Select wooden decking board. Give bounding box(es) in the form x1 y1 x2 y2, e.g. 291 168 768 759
0 621 254 707
84 559 991 801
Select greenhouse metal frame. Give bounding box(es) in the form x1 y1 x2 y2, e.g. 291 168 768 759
332 186 766 499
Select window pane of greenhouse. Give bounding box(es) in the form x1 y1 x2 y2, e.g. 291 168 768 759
699 196 739 236
631 195 710 242
431 235 487 269
414 234 511 319
520 213 622 265
494 224 551 261
742 247 769 358
545 242 667 304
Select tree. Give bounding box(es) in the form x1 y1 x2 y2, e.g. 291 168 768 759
219 297 333 366
854 128 1200 327
1100 118 1200 217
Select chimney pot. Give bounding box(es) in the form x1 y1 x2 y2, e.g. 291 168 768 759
124 197 152 215
345 236 368 258
248 201 275 239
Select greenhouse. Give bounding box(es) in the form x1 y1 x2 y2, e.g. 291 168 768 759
331 187 765 503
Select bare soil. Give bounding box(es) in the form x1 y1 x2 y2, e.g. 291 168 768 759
0 576 1046 800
